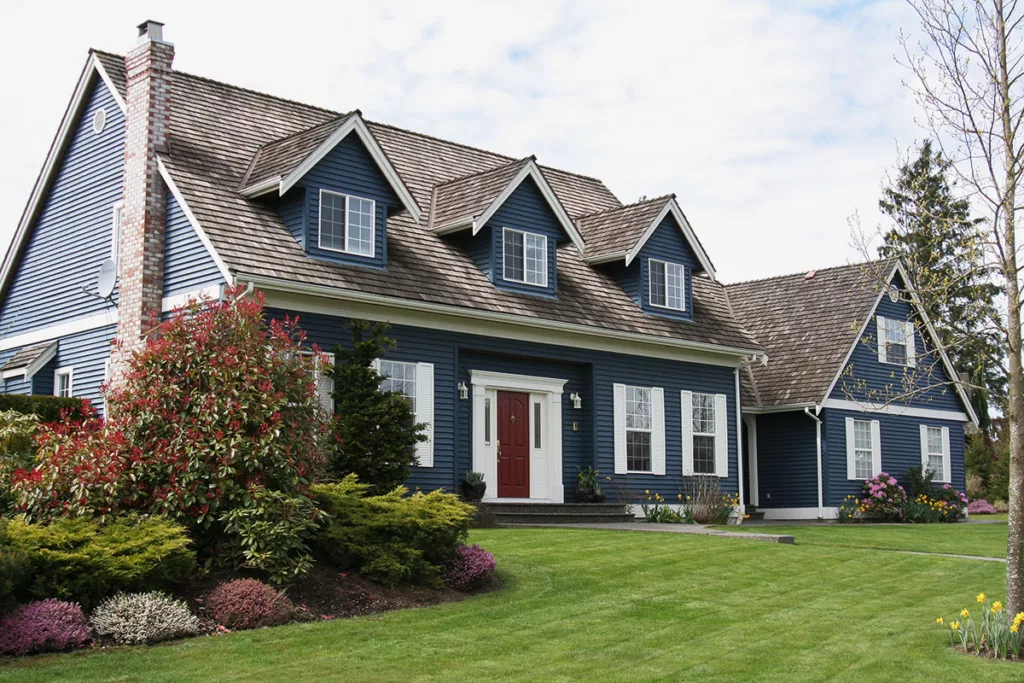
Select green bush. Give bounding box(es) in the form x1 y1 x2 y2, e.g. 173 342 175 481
312 475 475 587
0 394 89 423
3 517 195 609
0 410 39 515
0 520 32 614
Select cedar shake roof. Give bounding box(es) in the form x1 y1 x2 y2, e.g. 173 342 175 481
576 195 674 261
90 50 760 354
239 114 354 192
725 261 894 407
1 341 56 374
429 158 532 231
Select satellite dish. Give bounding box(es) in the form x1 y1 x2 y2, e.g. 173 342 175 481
96 259 116 299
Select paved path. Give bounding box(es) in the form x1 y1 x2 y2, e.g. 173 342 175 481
504 522 794 544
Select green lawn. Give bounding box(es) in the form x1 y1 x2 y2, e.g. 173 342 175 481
1 527 1021 682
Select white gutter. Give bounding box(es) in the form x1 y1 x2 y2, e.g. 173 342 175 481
735 367 745 510
804 406 824 519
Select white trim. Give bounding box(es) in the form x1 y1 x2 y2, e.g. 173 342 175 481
415 361 434 467
762 507 839 521
270 114 421 222
648 258 686 311
317 189 376 259
742 403 816 414
0 310 117 352
470 370 568 396
92 55 127 113
621 197 717 281
246 275 763 365
111 201 123 269
161 285 223 312
501 227 548 288
157 158 234 284
735 369 745 509
822 398 971 422
743 414 758 506
54 366 74 397
804 407 823 517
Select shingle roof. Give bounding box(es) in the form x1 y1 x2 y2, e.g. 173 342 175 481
725 261 894 407
239 114 354 192
576 195 673 261
91 50 760 354
429 158 532 231
1 341 56 374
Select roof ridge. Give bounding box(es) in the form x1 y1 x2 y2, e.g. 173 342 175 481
726 258 894 288
576 193 675 221
434 156 533 188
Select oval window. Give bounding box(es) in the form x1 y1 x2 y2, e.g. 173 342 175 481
92 108 107 135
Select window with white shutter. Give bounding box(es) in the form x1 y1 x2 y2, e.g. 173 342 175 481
682 391 728 477
378 360 434 467
920 424 950 483
846 417 881 480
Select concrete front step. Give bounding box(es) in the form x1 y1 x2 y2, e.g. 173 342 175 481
493 512 637 525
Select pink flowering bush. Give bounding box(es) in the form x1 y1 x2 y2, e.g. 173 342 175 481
0 599 91 656
442 544 496 590
205 579 294 630
968 499 999 515
859 472 907 521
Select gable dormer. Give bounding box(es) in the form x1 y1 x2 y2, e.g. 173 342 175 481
578 195 715 322
239 113 419 270
429 157 583 297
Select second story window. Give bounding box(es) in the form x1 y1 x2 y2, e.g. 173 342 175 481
503 228 547 287
319 189 375 257
878 316 914 366
649 259 685 310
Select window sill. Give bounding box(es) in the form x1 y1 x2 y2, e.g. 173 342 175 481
626 470 656 475
317 243 375 259
650 303 686 313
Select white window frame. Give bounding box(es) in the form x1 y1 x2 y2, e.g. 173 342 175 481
378 359 419 414
502 227 548 288
376 359 434 467
691 392 717 475
877 315 916 367
921 424 951 484
846 417 881 480
54 367 74 398
318 189 376 258
681 391 728 478
111 201 123 267
649 259 686 311
624 385 654 473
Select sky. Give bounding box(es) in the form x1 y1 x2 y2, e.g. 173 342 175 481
0 0 925 283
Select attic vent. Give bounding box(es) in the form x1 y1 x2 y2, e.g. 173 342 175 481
803 270 816 280
888 284 899 302
92 108 106 135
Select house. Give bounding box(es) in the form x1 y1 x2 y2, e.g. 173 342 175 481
0 22 977 518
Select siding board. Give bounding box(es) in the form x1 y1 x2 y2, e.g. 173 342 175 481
755 411 819 508
163 190 223 296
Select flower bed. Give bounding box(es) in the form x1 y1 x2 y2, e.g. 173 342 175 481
937 593 1024 661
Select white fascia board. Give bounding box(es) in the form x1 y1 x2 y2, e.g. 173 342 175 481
92 56 127 113
157 158 234 285
583 251 628 265
278 115 421 223
624 198 717 281
0 309 118 352
822 398 971 423
161 285 223 312
742 403 817 414
241 273 765 366
238 176 282 198
23 340 59 380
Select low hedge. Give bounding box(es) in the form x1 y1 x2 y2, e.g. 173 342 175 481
312 475 475 587
2 517 195 609
0 394 89 423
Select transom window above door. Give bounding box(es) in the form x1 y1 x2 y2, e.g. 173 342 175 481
502 228 547 287
318 189 375 257
649 259 685 310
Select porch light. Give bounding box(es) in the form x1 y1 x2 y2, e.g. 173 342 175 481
569 392 582 409
458 382 469 400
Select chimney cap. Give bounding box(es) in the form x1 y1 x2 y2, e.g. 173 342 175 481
137 20 166 43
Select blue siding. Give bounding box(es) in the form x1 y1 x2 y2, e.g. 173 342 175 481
755 411 819 508
486 177 562 297
453 226 494 281
271 309 740 499
831 275 964 413
298 134 400 269
163 191 223 297
279 190 306 248
822 407 966 506
0 78 123 336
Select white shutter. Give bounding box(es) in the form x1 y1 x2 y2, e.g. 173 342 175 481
845 417 857 480
870 420 882 476
613 383 627 474
316 352 335 414
370 358 381 372
904 321 916 367
919 424 930 472
681 390 694 476
876 316 887 363
714 393 729 478
651 387 665 475
941 426 952 484
415 362 434 467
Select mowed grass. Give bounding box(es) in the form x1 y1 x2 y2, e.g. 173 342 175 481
1 527 1021 682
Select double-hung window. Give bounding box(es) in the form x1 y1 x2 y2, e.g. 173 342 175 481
319 190 375 257
691 393 717 474
681 391 727 477
54 367 73 398
649 259 685 311
624 386 653 472
376 359 435 467
502 228 547 287
853 420 873 479
846 417 880 480
877 316 915 366
379 360 417 413
920 425 950 483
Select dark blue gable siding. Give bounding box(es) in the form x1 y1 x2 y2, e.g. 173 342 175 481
271 308 740 499
486 177 562 297
831 275 964 413
822 407 966 505
163 191 223 297
294 134 400 269
755 411 819 508
0 78 123 336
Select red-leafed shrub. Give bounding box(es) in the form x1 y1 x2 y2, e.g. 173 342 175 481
0 599 92 656
205 579 294 630
441 544 496 590
12 288 330 582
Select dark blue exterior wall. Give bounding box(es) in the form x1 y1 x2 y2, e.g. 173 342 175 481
755 411 818 509
271 308 740 498
486 177 562 297
163 191 223 297
289 134 400 269
0 78 123 337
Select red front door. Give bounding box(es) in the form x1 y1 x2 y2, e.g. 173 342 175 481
497 391 530 498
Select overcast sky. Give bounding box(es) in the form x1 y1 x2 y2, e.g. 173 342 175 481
0 0 923 282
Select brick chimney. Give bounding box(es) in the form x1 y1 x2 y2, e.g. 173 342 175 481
111 20 173 383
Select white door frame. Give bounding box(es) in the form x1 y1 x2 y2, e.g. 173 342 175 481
743 414 759 506
470 369 567 503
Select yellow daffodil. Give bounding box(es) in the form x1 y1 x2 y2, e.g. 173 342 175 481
961 609 970 618
1013 623 1020 634
936 617 944 625
951 621 960 631
645 490 650 494
977 593 987 603
992 601 1004 613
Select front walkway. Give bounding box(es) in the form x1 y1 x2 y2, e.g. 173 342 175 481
504 521 795 544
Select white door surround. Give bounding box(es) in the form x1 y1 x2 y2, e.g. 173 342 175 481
743 414 759 506
470 369 567 503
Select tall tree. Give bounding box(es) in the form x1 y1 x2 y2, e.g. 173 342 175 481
877 139 1005 429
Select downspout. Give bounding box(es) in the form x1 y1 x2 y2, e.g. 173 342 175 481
804 406 823 519
734 367 745 510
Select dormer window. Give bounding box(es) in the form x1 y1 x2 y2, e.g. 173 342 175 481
650 259 685 311
503 228 547 287
318 189 375 257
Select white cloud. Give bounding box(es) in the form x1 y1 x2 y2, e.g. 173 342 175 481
0 0 923 282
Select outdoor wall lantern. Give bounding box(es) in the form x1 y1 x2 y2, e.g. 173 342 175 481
458 382 469 400
569 392 583 409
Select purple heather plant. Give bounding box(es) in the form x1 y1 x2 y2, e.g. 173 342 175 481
967 499 999 515
442 544 496 590
0 599 91 656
